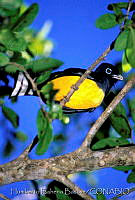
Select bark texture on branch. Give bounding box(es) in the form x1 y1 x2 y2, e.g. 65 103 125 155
0 146 135 186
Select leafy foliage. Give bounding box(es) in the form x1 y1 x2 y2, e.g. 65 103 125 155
109 103 131 138
44 181 84 200
96 193 106 200
0 30 27 51
36 70 51 84
128 97 135 122
96 2 135 72
96 13 118 29
113 166 135 171
36 109 53 155
92 137 129 150
11 3 39 31
0 52 9 66
14 131 28 142
0 0 66 156
25 57 64 73
127 170 135 183
3 140 15 157
2 105 19 128
114 30 129 51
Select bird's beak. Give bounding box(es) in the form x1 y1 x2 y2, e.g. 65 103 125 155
112 74 123 80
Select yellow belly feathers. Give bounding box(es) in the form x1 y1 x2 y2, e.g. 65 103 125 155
51 76 105 109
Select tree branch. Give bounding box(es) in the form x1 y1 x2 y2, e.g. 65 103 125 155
1 146 135 185
80 76 135 149
126 0 133 20
0 193 11 200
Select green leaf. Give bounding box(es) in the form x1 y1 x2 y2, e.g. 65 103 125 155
36 108 53 155
0 52 9 66
125 28 135 67
125 48 135 68
96 13 118 29
40 196 51 200
92 137 129 150
109 103 131 138
11 3 39 31
5 64 20 74
122 51 132 72
0 99 4 105
11 57 27 65
127 28 135 48
108 2 135 11
128 97 135 122
107 3 123 16
114 30 129 51
0 45 6 52
0 0 22 10
0 7 18 17
53 134 66 142
96 193 106 200
25 58 63 73
0 0 22 17
36 109 48 139
54 187 72 200
127 170 135 183
0 30 27 52
41 83 53 94
36 122 53 155
113 166 135 172
15 131 28 142
3 140 14 157
36 71 51 84
2 105 19 128
108 3 127 10
132 11 135 22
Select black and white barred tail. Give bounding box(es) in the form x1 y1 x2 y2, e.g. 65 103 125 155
10 72 34 97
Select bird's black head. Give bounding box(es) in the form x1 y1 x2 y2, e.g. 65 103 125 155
93 63 123 93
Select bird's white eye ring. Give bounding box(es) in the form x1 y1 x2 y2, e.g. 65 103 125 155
106 68 112 74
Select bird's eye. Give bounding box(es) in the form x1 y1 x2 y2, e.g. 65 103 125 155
106 68 112 74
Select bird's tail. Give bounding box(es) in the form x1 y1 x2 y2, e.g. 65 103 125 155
10 72 35 98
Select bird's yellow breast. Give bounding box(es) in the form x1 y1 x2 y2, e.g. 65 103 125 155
51 76 105 109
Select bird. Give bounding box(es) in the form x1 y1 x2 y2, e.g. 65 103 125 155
9 62 123 113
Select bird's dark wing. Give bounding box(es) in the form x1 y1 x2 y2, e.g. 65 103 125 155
62 106 95 114
38 67 95 89
49 68 86 79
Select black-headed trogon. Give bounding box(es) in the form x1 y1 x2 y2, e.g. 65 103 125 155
10 63 123 113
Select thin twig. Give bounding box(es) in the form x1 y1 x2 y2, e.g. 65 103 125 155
0 193 11 200
126 0 133 20
80 76 135 149
56 175 95 200
121 0 133 29
19 142 33 159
